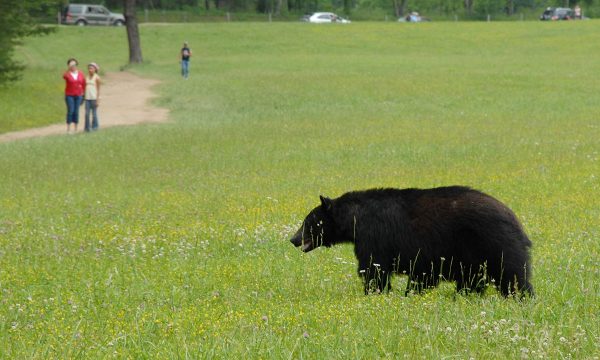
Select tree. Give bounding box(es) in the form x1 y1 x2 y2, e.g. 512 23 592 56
276 0 288 15
396 0 408 17
506 0 514 15
0 0 54 85
124 0 143 63
464 0 473 14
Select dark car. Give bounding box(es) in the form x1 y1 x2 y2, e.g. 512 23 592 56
62 4 125 26
540 7 574 21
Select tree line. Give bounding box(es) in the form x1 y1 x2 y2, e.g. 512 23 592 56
96 0 599 18
17 0 600 20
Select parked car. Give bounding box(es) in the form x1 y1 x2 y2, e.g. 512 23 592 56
62 4 125 26
301 12 351 23
539 7 574 20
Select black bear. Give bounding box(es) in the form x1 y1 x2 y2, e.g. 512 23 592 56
290 186 534 297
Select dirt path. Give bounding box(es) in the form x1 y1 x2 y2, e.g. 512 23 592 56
0 72 169 143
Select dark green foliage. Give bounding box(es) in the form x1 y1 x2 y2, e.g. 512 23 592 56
103 0 600 18
0 0 56 85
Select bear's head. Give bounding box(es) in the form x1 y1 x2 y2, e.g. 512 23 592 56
290 196 337 252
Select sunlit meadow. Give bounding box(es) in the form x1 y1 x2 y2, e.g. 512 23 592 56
0 21 598 358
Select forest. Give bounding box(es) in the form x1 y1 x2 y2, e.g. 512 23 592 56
58 0 599 19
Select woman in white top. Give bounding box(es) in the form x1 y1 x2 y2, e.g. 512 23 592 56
84 62 101 132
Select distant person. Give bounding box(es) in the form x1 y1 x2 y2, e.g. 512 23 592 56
409 12 421 22
63 58 86 133
574 5 582 19
180 41 192 79
84 62 101 132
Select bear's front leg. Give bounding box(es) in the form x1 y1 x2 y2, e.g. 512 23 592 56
405 276 424 296
359 263 392 294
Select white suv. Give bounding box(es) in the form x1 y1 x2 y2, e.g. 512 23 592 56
62 4 125 26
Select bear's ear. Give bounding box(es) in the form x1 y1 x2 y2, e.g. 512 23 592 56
320 195 333 211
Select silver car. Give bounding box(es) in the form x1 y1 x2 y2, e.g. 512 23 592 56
62 4 125 26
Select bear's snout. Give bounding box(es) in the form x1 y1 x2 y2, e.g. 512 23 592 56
290 231 314 252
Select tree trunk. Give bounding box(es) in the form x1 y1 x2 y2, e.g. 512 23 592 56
276 0 288 15
464 0 473 14
506 0 513 15
205 0 210 10
398 0 407 16
124 0 143 64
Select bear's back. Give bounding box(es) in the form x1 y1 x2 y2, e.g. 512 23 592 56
334 186 518 233
336 186 475 209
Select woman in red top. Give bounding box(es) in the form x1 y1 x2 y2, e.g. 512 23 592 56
63 58 86 133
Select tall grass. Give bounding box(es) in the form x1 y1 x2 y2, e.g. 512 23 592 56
0 22 598 358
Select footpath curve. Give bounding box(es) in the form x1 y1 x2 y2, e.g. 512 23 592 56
0 72 169 143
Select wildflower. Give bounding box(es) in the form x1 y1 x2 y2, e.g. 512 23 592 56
303 331 309 338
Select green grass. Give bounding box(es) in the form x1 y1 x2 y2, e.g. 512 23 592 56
1 22 599 358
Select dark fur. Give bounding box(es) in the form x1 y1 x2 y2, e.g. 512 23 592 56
290 186 534 297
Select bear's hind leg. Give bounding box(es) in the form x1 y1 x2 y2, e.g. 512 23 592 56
521 282 535 298
499 275 535 298
497 260 534 298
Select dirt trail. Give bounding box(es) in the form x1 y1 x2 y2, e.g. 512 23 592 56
0 72 169 143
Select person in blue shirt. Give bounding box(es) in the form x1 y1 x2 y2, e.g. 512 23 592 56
180 41 192 79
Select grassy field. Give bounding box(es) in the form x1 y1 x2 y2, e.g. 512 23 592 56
1 22 599 358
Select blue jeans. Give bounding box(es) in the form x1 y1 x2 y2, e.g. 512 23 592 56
85 100 99 131
181 59 189 78
65 95 83 124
